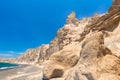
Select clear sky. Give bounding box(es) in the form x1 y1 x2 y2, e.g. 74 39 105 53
0 0 112 58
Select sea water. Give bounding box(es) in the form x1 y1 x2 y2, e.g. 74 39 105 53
0 62 19 70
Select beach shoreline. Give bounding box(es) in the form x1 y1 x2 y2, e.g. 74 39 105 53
0 64 43 80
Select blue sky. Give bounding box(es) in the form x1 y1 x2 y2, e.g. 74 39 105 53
0 0 112 58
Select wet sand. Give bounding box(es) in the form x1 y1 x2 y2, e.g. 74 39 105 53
0 64 43 80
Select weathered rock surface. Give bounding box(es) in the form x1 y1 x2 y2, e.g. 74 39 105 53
81 1 120 38
46 12 91 58
98 73 120 80
66 11 79 26
98 55 120 75
43 43 81 79
80 32 111 63
109 0 120 12
65 32 115 80
43 30 120 80
64 0 120 80
105 21 120 57
1 0 120 80
17 44 49 64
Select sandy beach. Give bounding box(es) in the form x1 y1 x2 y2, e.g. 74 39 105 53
0 64 43 80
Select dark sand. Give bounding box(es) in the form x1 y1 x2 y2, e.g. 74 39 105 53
0 64 43 80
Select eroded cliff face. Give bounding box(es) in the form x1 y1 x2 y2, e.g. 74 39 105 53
65 32 120 80
15 9 101 65
2 0 120 80
16 44 49 64
43 0 120 80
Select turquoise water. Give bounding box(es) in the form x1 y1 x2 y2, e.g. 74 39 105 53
0 62 19 70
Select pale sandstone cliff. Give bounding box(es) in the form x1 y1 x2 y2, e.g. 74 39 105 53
1 0 120 80
43 0 120 80
16 44 49 64
16 12 92 64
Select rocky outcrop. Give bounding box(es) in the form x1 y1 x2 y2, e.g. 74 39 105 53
46 38 59 59
43 43 81 79
81 1 120 38
43 0 120 79
16 12 91 64
80 32 112 63
17 44 49 64
66 11 79 26
46 13 92 58
98 55 120 75
104 21 120 57
109 0 120 12
2 0 120 80
98 73 120 80
65 32 120 80
34 45 49 64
